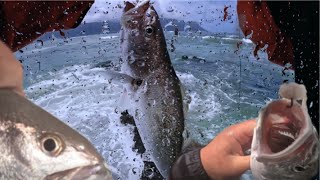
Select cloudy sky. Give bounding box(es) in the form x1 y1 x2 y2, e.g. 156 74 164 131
83 0 240 33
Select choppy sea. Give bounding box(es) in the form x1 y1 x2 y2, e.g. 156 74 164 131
16 31 294 179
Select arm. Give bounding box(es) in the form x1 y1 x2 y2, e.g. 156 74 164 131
170 120 256 180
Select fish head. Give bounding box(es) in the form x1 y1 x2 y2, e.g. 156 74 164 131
251 99 319 179
0 90 111 179
120 0 168 74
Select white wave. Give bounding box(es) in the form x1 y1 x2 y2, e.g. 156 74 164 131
242 38 253 44
26 64 143 179
177 72 221 142
202 35 215 39
221 37 234 40
99 36 119 40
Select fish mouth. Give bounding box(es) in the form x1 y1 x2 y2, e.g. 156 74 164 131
268 120 301 153
123 0 150 15
121 0 151 24
261 100 306 154
45 163 110 180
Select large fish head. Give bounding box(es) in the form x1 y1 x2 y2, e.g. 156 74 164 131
0 90 111 179
251 99 319 179
120 0 168 75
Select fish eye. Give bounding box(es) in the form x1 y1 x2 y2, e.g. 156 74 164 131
40 133 64 156
44 138 56 151
145 26 154 35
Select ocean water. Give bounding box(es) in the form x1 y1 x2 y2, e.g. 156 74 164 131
17 32 294 179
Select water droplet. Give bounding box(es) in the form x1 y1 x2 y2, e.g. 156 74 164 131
162 128 170 134
143 168 155 179
80 30 86 35
184 25 191 32
98 49 106 55
167 6 174 12
35 40 43 49
137 61 145 67
132 167 138 174
81 46 88 54
128 55 135 64
102 29 110 34
162 138 171 147
197 10 203 14
131 29 139 36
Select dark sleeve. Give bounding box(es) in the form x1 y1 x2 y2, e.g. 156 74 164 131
169 147 209 180
312 171 319 180
0 1 93 51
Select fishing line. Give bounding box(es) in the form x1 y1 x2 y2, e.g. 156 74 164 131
237 26 241 112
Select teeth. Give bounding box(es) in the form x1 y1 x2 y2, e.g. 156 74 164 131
278 130 295 140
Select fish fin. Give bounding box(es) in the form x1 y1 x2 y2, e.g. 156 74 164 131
120 110 135 126
104 70 144 93
104 70 135 85
180 81 191 115
116 88 132 113
181 129 203 154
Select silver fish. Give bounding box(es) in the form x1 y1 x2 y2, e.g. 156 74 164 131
120 0 185 177
0 90 112 180
251 83 319 180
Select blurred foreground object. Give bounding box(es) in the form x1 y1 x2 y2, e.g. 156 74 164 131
0 1 93 51
0 90 112 179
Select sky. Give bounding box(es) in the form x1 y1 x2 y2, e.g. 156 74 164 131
83 0 240 33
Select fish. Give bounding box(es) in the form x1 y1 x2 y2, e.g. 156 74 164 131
0 90 112 180
119 0 185 177
250 82 319 180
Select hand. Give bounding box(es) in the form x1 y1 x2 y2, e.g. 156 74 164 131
200 119 256 180
0 41 25 96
